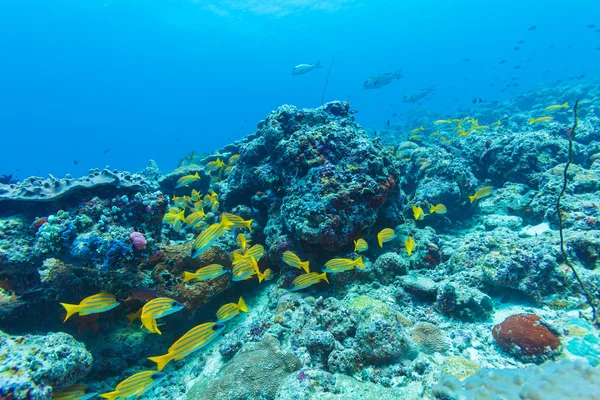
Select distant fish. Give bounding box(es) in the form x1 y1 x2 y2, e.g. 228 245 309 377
528 25 537 31
471 97 483 104
403 85 435 103
72 160 78 165
513 46 520 51
99 370 166 399
545 102 569 112
377 228 396 248
323 256 365 273
60 293 120 322
410 126 425 134
205 158 225 172
282 251 310 273
587 24 597 29
517 40 524 44
292 61 322 75
354 238 368 253
386 120 391 126
469 186 495 203
124 287 158 302
216 297 248 323
529 116 553 125
363 70 403 89
228 154 240 164
176 172 201 188
289 272 329 291
53 384 97 400
404 236 416 256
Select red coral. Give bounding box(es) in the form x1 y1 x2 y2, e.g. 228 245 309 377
492 313 561 363
32 217 48 232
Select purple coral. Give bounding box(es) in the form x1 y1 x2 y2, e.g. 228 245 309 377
129 231 147 250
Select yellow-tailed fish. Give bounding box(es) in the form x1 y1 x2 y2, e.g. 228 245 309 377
184 209 206 226
140 297 184 335
53 384 97 400
434 119 452 125
148 322 226 371
232 257 259 281
289 272 329 291
206 158 225 172
430 130 439 136
429 204 447 214
408 134 423 142
60 293 120 322
243 244 265 261
261 268 274 281
99 370 166 400
221 212 253 231
491 120 502 126
281 251 310 273
228 154 240 164
354 238 368 252
236 232 248 250
472 125 489 132
410 126 424 134
216 297 248 322
405 236 416 256
457 129 470 137
377 228 396 248
191 189 201 201
175 172 201 188
126 308 143 326
469 186 495 203
224 166 234 175
529 116 553 125
191 223 226 258
323 256 365 273
163 209 185 232
545 102 568 112
183 264 228 283
412 205 425 220
440 136 451 145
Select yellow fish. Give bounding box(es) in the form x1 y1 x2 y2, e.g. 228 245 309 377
148 321 226 371
206 158 225 172
410 126 424 134
224 166 234 175
289 272 329 291
242 244 265 261
175 172 201 188
126 308 143 326
228 154 240 164
236 232 248 250
140 297 184 335
440 136 451 145
191 223 226 258
405 236 416 256
354 238 368 252
190 189 201 201
491 120 502 126
377 228 396 247
53 384 97 400
216 297 248 322
457 129 470 137
60 293 120 322
469 186 495 203
221 212 253 231
412 205 425 220
429 204 447 214
323 256 365 273
163 209 185 232
408 134 424 142
473 125 489 132
545 102 568 112
183 264 228 283
434 119 452 125
430 130 439 136
184 209 206 226
261 268 274 281
232 256 259 281
100 370 166 399
529 116 553 125
281 251 310 273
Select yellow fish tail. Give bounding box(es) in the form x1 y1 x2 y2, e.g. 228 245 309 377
244 219 253 232
60 303 81 322
320 272 329 284
99 391 119 400
562 102 568 107
300 261 310 274
257 272 264 283
469 195 476 203
238 297 248 313
354 256 365 269
377 236 383 248
529 118 535 125
148 353 172 371
183 271 196 283
429 204 435 214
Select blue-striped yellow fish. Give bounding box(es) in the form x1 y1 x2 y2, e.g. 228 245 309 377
229 154 240 164
184 209 206 226
141 297 184 334
545 102 568 112
191 221 228 258
405 236 416 256
221 212 253 232
206 158 225 172
233 244 265 265
175 172 201 188
429 204 447 214
216 297 248 322
52 384 97 400
99 370 166 400
323 256 365 273
236 233 248 250
163 209 185 232
469 186 495 203
60 293 119 322
260 268 274 281
148 322 226 371
281 251 310 273
232 257 259 281
183 264 228 283
377 228 396 248
354 239 368 252
289 272 329 291
412 205 425 221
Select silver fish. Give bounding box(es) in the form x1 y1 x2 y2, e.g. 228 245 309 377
363 69 403 89
292 61 322 75
403 85 435 103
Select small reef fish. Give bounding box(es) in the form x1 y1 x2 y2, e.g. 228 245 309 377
53 384 97 400
242 244 265 261
354 238 368 252
408 134 424 142
99 370 166 400
281 251 310 273
236 232 248 250
191 217 233 258
224 166 234 175
141 297 184 335
491 120 502 126
221 212 253 231
440 136 451 145
191 189 201 201
216 297 248 322
412 205 425 220
232 256 259 281
228 154 240 164
469 186 495 203
289 272 329 291
206 158 225 172
434 119 452 125
175 172 201 188
377 228 396 248
410 126 424 134
529 116 553 125
292 61 322 75
183 264 228 283
430 130 439 136
545 102 568 112
323 256 365 273
184 209 206 226
363 69 403 89
124 287 158 302
403 85 435 103
429 204 447 214
163 209 185 232
148 322 226 371
405 236 416 256
261 268 274 281
60 293 120 322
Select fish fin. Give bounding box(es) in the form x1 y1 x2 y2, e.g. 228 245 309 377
238 297 248 313
257 272 264 283
354 256 365 269
233 253 244 264
153 319 162 335
563 102 568 107
353 240 358 252
244 219 253 232
394 69 403 79
377 235 383 248
314 61 322 68
60 303 81 322
141 315 155 333
430 204 435 213
300 261 310 274
320 272 329 284
148 353 172 371
529 118 535 125
99 391 118 400
469 195 476 203
183 271 196 283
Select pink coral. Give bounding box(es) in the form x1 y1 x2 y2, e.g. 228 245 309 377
130 231 147 250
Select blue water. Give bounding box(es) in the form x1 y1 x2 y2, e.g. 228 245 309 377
1 0 599 178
